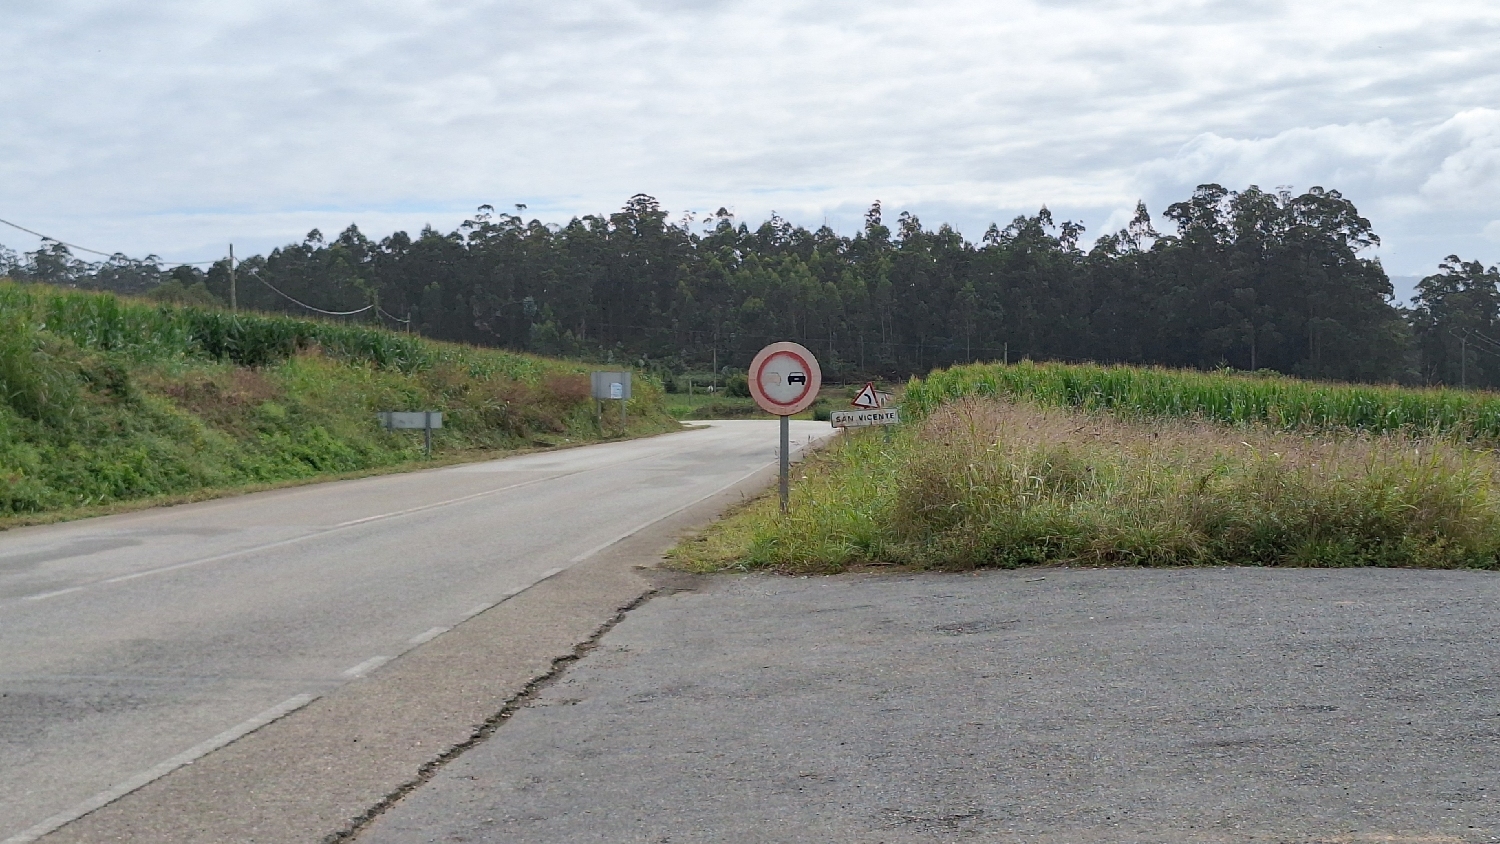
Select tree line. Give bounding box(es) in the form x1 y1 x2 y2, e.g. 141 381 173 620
5 184 1499 387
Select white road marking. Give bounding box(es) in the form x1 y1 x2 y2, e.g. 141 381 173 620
0 693 316 844
22 586 84 601
2 463 615 611
101 535 314 585
342 656 390 678
331 472 575 528
407 627 449 646
567 460 776 564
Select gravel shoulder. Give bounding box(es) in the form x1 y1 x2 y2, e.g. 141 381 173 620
357 567 1500 844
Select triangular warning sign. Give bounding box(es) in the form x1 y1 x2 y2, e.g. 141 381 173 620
851 382 880 409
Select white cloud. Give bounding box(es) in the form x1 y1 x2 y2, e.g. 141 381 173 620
0 0 1498 273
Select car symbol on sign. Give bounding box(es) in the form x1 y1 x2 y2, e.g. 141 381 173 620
787 372 806 385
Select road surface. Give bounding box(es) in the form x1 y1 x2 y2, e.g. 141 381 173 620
0 420 831 843
357 567 1500 843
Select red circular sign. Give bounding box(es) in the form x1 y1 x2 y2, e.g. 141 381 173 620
748 342 822 416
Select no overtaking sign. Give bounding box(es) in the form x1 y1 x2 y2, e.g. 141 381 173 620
749 341 822 514
748 342 822 417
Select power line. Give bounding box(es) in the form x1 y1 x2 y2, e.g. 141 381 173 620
1 214 389 320
376 306 410 324
0 216 219 266
252 273 373 316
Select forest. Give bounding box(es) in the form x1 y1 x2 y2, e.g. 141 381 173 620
5 184 1499 388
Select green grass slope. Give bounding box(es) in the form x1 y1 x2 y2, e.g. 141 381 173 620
0 281 674 521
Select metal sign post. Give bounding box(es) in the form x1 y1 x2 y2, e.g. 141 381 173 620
748 342 822 513
780 415 790 511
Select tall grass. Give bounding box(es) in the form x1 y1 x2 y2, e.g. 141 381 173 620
672 398 1500 573
0 311 77 423
905 361 1500 440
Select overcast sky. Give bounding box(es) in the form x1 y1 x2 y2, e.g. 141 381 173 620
2 0 1498 299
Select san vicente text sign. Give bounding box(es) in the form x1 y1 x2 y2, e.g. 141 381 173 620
830 408 900 428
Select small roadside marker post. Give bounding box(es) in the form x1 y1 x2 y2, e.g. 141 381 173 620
748 342 822 514
378 411 444 458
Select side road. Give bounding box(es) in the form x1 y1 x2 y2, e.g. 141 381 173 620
356 568 1500 844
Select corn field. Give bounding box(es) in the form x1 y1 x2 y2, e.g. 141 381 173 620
0 281 433 372
904 361 1500 440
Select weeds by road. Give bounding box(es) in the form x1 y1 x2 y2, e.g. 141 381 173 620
672 397 1500 573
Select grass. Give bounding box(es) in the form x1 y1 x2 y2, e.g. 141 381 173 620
665 392 764 420
905 360 1500 440
671 396 1500 574
0 281 676 521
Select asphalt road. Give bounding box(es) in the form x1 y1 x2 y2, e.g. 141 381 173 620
357 567 1500 844
0 420 831 843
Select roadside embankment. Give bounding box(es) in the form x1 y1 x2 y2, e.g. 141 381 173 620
0 281 675 525
674 369 1500 573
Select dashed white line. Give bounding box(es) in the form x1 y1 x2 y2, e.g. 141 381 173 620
341 656 390 678
0 693 316 844
22 586 84 601
331 474 566 529
407 627 449 646
3 462 621 610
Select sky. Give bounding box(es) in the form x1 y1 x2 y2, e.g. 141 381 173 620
2 0 1499 301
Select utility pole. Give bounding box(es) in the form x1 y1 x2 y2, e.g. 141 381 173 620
1462 334 1468 389
228 244 236 312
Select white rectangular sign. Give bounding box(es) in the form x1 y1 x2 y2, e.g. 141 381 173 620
830 408 900 428
379 411 443 430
